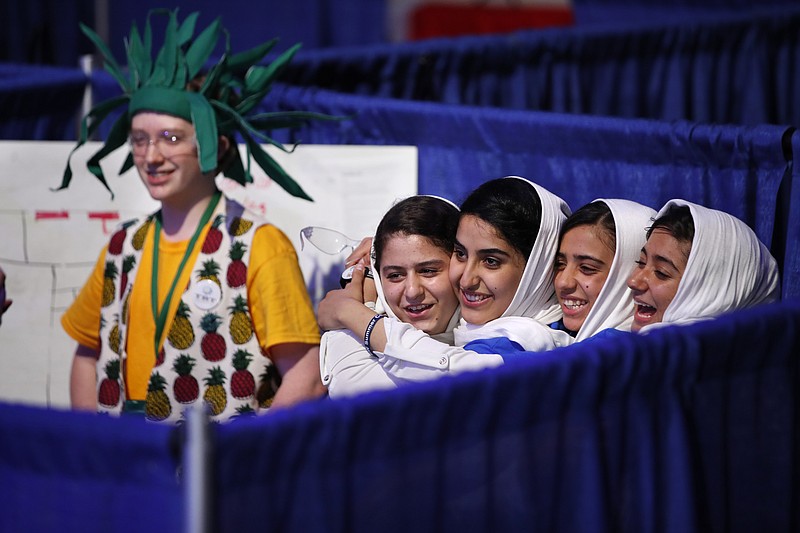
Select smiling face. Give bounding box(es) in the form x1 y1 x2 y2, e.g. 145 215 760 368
449 214 527 325
379 233 459 335
627 228 691 331
554 224 615 333
130 112 221 210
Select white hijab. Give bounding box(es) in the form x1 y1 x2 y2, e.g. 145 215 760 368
502 176 572 323
456 176 571 349
371 195 462 344
644 199 780 330
575 199 656 341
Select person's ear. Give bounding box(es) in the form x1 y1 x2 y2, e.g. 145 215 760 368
217 135 231 163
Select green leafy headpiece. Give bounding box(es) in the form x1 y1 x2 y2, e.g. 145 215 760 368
59 9 332 201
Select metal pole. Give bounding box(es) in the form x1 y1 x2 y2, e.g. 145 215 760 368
77 0 109 140
93 0 109 45
183 404 212 533
78 53 94 139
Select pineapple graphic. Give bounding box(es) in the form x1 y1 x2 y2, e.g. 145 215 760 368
201 215 224 254
108 227 127 256
257 363 282 408
121 290 131 326
167 301 195 350
132 219 151 250
109 219 138 255
228 295 253 344
119 255 136 298
145 372 172 421
155 346 165 368
98 359 121 407
108 314 121 355
101 261 118 307
172 354 199 404
230 349 255 399
203 366 228 416
226 241 248 288
200 313 226 361
99 315 106 350
197 259 222 288
229 216 253 237
233 404 256 418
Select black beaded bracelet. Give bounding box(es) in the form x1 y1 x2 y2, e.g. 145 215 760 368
363 314 385 357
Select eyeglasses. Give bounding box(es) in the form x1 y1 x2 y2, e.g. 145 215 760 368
299 226 361 255
128 130 196 156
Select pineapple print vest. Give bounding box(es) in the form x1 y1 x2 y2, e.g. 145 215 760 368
97 197 277 423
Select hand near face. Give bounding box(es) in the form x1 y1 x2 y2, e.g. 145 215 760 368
317 265 369 331
345 237 373 267
362 274 378 304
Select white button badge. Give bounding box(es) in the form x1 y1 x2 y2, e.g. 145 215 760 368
193 279 222 310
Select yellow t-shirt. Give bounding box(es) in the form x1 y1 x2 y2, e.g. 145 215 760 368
62 222 320 400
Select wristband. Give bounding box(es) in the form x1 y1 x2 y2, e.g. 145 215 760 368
363 314 385 357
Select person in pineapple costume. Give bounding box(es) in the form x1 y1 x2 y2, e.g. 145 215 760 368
60 9 327 423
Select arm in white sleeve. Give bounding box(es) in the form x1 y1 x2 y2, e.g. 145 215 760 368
320 329 399 398
320 327 466 397
379 318 504 378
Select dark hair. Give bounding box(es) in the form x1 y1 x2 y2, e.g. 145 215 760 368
373 196 460 269
559 201 616 252
459 178 542 260
648 205 695 246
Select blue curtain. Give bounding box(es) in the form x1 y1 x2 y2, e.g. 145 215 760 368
0 0 386 68
0 300 796 532
104 0 387 63
0 0 94 66
779 130 800 301
285 5 800 126
0 405 182 533
0 64 86 140
212 298 800 532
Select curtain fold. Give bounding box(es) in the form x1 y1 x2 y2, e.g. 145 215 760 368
780 129 800 300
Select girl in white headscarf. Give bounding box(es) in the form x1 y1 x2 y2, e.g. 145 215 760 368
320 195 462 397
628 199 780 332
550 199 656 343
317 176 571 393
